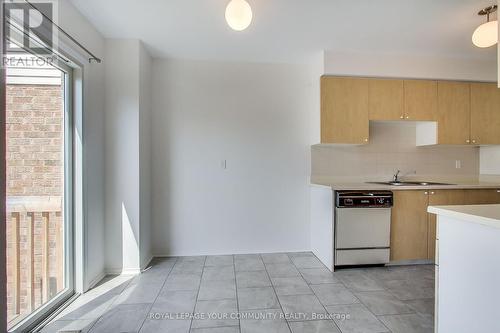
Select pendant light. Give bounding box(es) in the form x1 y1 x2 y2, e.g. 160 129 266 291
472 5 498 48
225 0 252 31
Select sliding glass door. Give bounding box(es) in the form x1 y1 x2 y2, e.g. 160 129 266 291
5 49 74 332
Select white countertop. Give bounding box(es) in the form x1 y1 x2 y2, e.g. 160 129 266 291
310 176 500 191
428 204 500 229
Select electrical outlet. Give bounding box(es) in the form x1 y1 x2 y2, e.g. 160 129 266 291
455 160 462 169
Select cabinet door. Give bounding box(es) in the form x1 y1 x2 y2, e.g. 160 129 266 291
464 189 500 204
404 80 438 121
470 83 500 145
369 79 404 120
321 77 369 144
437 82 471 145
391 190 429 261
427 190 466 260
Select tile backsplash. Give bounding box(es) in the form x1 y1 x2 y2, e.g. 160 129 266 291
312 121 479 181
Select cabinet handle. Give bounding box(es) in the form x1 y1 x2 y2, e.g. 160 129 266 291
430 191 435 195
466 139 470 143
424 192 428 195
364 138 368 142
400 115 404 119
405 116 410 119
496 190 500 193
472 140 476 144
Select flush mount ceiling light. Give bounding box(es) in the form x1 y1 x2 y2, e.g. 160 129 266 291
225 0 252 31
472 5 498 48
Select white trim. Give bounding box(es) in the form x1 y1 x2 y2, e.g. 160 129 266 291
141 254 154 271
86 271 106 290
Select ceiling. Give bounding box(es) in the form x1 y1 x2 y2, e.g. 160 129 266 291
69 0 498 63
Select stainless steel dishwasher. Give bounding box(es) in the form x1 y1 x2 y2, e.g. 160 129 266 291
334 191 393 267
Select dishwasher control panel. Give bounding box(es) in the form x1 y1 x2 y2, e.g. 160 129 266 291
336 191 393 208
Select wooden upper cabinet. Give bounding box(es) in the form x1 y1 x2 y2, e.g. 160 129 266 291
470 83 500 145
321 77 369 144
437 82 471 145
404 80 438 121
369 79 404 120
391 190 429 261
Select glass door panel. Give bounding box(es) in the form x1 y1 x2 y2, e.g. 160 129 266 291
5 51 73 331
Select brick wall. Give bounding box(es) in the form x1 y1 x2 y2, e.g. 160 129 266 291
6 85 63 196
6 84 64 325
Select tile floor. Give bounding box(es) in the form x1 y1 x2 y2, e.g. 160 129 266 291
39 253 435 333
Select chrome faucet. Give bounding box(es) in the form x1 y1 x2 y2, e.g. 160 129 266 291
393 170 401 182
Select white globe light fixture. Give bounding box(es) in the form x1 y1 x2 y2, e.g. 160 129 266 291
225 0 252 31
472 5 498 48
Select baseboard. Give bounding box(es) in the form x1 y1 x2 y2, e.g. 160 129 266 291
87 271 107 290
152 250 312 258
105 267 141 276
388 259 434 266
141 254 154 271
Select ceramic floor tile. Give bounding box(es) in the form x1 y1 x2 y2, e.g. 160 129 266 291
151 290 198 314
41 319 96 333
235 257 265 272
191 326 240 333
326 304 389 333
198 280 236 301
290 256 324 269
236 270 271 288
384 280 434 301
114 281 163 305
202 266 235 281
164 274 202 291
271 277 312 296
404 299 435 316
139 318 191 333
171 261 204 275
288 320 341 333
90 303 150 333
278 294 327 321
55 292 117 321
311 284 359 306
335 270 385 292
261 253 291 264
378 313 434 333
191 300 239 329
240 309 290 333
300 268 340 285
205 255 234 267
237 287 280 310
355 291 414 316
265 263 300 278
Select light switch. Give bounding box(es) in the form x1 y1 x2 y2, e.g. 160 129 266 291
455 160 462 169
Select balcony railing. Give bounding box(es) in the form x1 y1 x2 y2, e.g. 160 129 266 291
6 196 63 326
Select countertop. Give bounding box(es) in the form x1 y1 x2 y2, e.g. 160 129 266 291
428 204 500 229
310 177 500 191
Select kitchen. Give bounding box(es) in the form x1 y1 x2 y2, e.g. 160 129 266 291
2 1 500 333
311 75 500 332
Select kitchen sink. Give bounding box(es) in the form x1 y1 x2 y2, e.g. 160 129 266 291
367 181 455 186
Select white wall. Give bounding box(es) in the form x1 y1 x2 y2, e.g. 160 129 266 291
58 0 106 290
104 40 141 273
139 43 153 268
151 59 316 256
323 50 497 81
104 39 153 273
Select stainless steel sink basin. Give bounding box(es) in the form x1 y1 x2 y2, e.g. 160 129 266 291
367 181 455 186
